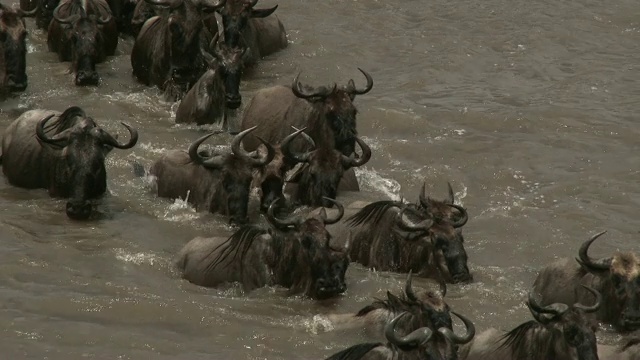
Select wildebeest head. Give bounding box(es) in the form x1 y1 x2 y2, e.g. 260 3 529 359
397 205 472 284
576 230 640 331
418 182 468 227
188 126 275 225
266 197 349 299
291 68 373 156
34 0 59 29
252 127 315 213
144 0 226 90
356 272 453 332
503 287 602 360
53 3 111 86
200 33 246 109
217 0 277 50
0 3 36 92
35 106 138 220
282 127 372 208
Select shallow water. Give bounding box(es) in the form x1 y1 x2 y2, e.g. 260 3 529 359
1 0 639 358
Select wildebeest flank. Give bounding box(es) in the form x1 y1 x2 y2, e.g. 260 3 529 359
0 2 36 96
175 198 350 300
533 230 640 332
146 126 274 225
0 106 138 219
47 0 118 86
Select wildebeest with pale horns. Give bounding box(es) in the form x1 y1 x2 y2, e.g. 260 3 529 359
325 311 472 360
47 0 118 86
130 0 225 101
175 198 350 300
318 272 454 338
217 0 286 67
0 2 36 96
329 197 470 283
174 33 246 125
458 286 602 360
532 230 640 332
281 127 372 208
145 126 274 225
598 338 640 360
0 106 138 219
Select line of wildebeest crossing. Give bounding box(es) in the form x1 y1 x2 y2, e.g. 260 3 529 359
1 0 639 359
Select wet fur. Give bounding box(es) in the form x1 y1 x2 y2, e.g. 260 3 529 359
0 2 30 94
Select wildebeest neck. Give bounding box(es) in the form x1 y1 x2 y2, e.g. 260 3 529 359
305 101 357 157
1 13 28 91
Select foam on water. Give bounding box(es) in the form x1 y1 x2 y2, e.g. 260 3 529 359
355 167 401 201
114 248 164 267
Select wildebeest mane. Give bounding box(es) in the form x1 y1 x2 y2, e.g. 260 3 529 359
346 200 405 227
325 343 382 360
498 320 555 359
202 224 268 276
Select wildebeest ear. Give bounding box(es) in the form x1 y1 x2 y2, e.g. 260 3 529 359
251 5 277 18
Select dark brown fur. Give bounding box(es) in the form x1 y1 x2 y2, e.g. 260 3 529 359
0 2 35 95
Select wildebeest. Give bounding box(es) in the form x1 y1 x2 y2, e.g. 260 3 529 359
318 272 453 338
240 69 373 157
325 310 473 360
175 197 350 300
458 286 602 360
130 0 225 101
105 0 137 35
598 338 640 360
174 34 246 126
145 126 274 225
47 0 118 86
532 230 640 332
0 106 138 219
217 0 286 66
417 182 468 225
281 127 372 208
329 198 471 283
0 2 36 96
20 0 56 30
129 0 218 37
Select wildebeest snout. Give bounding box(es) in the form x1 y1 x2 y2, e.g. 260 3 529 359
314 276 347 300
75 70 100 86
66 200 93 220
225 93 242 109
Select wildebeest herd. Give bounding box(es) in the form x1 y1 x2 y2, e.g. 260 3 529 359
1 0 639 358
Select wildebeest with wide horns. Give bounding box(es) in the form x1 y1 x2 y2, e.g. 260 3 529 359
143 126 274 225
459 286 602 360
281 127 372 208
325 311 471 360
175 197 350 300
47 0 118 86
175 33 246 126
217 0 286 67
0 107 138 219
317 272 454 338
533 230 640 332
130 0 225 101
0 2 37 96
329 198 471 283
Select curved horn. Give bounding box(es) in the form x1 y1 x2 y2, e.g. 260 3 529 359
248 0 258 7
448 204 468 228
419 182 431 209
404 270 418 302
187 132 225 168
319 197 344 224
527 291 569 321
438 311 475 345
96 12 112 24
290 126 316 148
573 285 602 314
199 0 226 11
446 182 455 204
385 312 433 350
36 114 67 146
230 126 275 167
201 33 220 66
291 72 336 99
15 2 38 17
281 127 313 164
347 68 374 95
143 0 184 9
576 231 610 273
53 4 80 24
100 122 138 149
341 137 372 168
266 198 301 228
397 207 434 233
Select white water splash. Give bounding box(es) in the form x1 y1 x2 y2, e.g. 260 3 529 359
355 167 402 201
305 315 335 334
114 248 162 266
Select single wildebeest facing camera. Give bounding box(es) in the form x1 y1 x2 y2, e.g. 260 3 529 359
0 2 37 95
1 106 138 220
533 230 640 332
175 197 350 300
